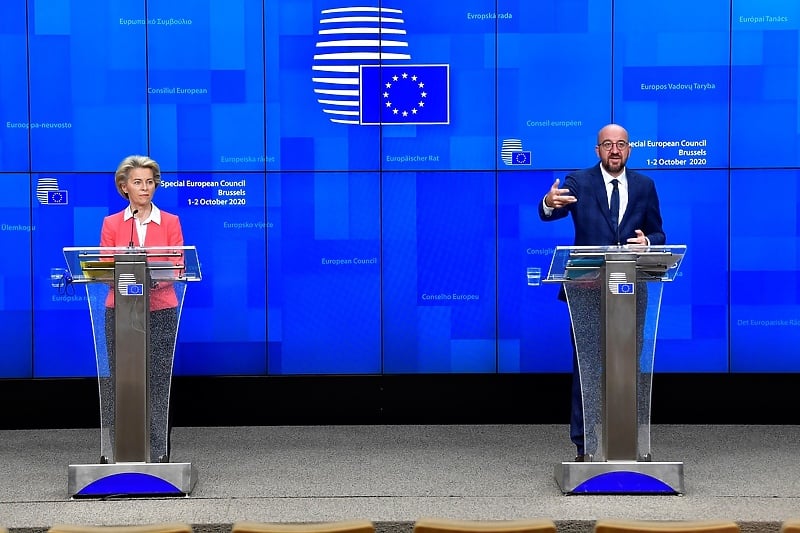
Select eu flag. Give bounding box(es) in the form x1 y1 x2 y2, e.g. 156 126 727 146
510 151 531 165
360 64 449 125
46 190 69 204
126 284 144 296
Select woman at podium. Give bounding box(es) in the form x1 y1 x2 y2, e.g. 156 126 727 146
100 154 184 463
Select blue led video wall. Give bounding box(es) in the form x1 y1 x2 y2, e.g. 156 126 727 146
1 0 798 377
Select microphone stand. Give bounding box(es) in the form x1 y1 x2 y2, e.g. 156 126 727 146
128 209 139 248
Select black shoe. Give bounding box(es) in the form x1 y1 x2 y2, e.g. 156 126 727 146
574 454 585 462
158 454 169 463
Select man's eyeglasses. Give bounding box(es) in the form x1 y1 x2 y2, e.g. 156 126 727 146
598 140 629 151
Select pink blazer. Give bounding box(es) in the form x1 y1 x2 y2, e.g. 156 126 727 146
101 209 184 311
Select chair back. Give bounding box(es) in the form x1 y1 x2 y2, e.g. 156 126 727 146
48 524 193 533
232 520 375 533
781 520 800 533
414 518 557 533
594 519 740 533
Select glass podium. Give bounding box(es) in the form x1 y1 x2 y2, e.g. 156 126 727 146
62 246 201 497
544 245 686 494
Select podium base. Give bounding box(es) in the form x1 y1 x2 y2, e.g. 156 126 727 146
68 462 197 498
555 460 684 495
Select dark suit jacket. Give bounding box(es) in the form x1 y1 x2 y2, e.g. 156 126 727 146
100 207 184 311
538 163 665 247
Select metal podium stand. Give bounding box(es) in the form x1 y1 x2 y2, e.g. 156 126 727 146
62 246 202 498
544 245 686 494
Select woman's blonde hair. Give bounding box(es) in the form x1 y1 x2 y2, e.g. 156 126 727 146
114 155 161 199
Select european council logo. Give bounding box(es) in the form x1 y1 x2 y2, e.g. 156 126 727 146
117 273 143 296
500 139 532 166
312 5 450 125
36 177 69 205
609 272 635 295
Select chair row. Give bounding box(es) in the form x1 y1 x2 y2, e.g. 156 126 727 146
9 517 798 533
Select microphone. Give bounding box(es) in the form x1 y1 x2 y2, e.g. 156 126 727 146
128 209 139 248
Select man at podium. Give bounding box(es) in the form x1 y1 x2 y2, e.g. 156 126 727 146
537 124 666 461
100 154 184 463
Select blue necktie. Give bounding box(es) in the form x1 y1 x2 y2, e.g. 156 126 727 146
610 178 620 245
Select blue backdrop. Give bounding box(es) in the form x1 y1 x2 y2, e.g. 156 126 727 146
0 0 797 377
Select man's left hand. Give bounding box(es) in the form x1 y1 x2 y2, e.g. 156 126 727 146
627 229 649 246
